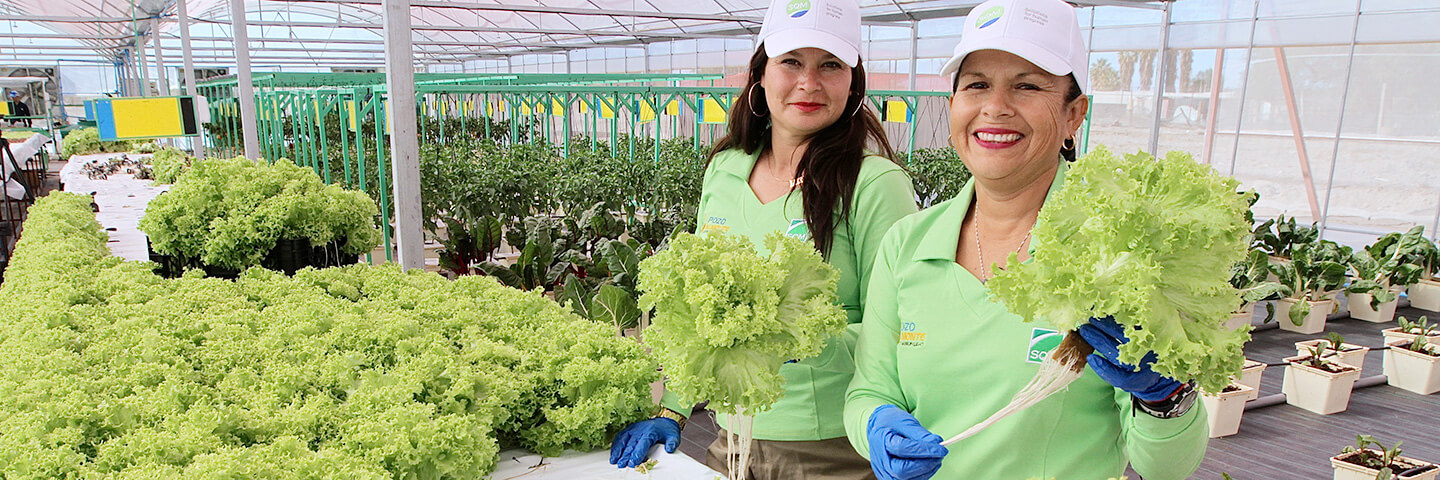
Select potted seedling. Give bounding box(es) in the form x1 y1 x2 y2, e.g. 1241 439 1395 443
1229 250 1285 331
1384 316 1440 347
1201 381 1256 438
1383 335 1440 395
1282 344 1361 414
1296 332 1372 372
1273 241 1349 334
1346 227 1428 323
1331 435 1439 480
1407 234 1440 311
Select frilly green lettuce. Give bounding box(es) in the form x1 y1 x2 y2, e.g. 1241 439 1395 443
987 147 1251 394
638 232 847 414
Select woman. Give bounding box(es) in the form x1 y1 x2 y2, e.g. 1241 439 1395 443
843 0 1208 479
608 0 918 477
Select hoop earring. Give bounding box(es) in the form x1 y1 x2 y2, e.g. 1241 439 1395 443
748 84 768 117
1062 137 1076 150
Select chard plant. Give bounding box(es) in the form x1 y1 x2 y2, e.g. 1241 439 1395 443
1270 240 1348 326
1342 435 1405 479
1299 344 1335 370
1327 332 1347 352
1230 249 1284 321
1346 226 1428 309
1252 214 1318 259
1398 316 1436 337
1404 336 1437 356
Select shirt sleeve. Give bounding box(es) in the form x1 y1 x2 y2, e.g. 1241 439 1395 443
843 227 909 459
1116 387 1209 480
847 164 919 326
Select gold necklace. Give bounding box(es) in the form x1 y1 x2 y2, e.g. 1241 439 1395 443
763 149 804 189
973 204 1033 282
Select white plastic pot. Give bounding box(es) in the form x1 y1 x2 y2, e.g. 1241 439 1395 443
1294 339 1370 372
1201 382 1254 438
1409 278 1440 312
1282 355 1361 415
1348 286 1403 323
1332 450 1440 480
1382 327 1440 347
1226 304 1255 331
1277 298 1333 334
1383 339 1440 395
1236 359 1266 401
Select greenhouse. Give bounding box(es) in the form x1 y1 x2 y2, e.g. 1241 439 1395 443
1 0 1438 478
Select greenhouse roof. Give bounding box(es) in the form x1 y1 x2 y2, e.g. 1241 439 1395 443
0 0 1165 67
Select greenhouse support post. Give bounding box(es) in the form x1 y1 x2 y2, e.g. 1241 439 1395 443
178 0 204 157
1317 0 1364 238
1145 1 1171 156
151 16 171 97
383 0 424 271
230 0 260 160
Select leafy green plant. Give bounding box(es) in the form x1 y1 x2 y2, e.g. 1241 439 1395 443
59 127 132 157
1398 316 1436 337
139 156 381 270
907 147 972 207
1328 332 1347 352
1230 249 1284 321
987 147 1252 396
1 193 660 478
1300 343 1335 370
638 231 847 415
1270 240 1348 325
1404 335 1438 356
1252 214 1319 259
147 146 195 184
1341 435 1405 479
1346 226 1429 309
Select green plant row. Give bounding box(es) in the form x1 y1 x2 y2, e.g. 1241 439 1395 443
0 193 659 478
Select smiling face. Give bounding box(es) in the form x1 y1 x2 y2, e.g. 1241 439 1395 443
760 47 854 140
948 49 1088 185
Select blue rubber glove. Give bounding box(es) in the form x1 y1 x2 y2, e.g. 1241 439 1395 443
866 405 948 480
1076 317 1184 402
608 417 681 468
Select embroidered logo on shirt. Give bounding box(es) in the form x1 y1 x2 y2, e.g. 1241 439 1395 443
899 322 927 347
1027 328 1062 364
785 219 810 240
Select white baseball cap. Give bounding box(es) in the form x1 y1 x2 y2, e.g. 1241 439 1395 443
757 0 862 68
939 0 1090 93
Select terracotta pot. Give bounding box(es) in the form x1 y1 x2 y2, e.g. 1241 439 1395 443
1282 354 1360 415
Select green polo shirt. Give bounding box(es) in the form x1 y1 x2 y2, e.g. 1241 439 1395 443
661 147 919 441
844 161 1209 480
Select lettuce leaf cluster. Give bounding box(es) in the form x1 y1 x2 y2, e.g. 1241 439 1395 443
0 193 659 479
638 232 846 414
140 156 381 269
987 147 1252 394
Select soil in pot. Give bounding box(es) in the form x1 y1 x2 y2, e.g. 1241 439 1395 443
1338 450 1438 477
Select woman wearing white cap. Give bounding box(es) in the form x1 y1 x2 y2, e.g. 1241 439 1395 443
607 0 918 477
843 0 1208 479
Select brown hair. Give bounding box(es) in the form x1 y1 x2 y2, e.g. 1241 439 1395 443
710 47 901 257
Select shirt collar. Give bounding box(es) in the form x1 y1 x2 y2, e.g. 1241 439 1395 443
716 148 761 179
913 159 1070 262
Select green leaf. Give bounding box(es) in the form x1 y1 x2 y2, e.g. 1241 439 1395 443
591 284 641 330
475 216 503 261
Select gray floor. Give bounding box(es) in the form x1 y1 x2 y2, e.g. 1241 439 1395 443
676 303 1440 479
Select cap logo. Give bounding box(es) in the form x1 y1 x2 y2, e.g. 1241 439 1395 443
976 6 1004 29
786 0 811 18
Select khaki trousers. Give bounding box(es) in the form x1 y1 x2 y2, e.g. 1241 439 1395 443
704 430 876 480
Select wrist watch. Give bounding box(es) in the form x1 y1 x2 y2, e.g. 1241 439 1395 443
1133 381 1198 419
653 407 688 430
